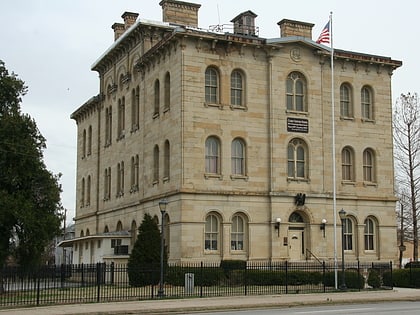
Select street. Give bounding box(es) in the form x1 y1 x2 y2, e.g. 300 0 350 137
188 301 420 314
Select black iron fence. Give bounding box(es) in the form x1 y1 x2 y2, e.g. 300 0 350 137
0 260 392 308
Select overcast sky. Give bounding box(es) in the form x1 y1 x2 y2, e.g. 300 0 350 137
1 0 418 225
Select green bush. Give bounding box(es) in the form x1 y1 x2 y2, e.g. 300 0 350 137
404 261 420 269
166 266 224 286
391 268 420 288
367 269 381 288
324 270 364 289
246 270 286 286
220 260 246 271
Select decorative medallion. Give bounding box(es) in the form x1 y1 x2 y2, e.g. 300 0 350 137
290 47 301 62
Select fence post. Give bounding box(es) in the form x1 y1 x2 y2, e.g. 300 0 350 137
36 268 41 306
200 261 203 298
244 262 247 296
358 260 361 291
110 262 114 285
389 261 393 289
60 264 65 289
323 261 326 293
81 264 85 287
285 260 288 294
96 262 101 302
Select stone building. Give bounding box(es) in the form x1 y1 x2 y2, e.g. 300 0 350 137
66 0 402 264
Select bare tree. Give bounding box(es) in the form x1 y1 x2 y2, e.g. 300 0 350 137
393 93 420 261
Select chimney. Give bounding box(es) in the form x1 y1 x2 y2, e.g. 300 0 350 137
277 19 314 39
122 12 139 30
112 23 125 41
159 0 201 28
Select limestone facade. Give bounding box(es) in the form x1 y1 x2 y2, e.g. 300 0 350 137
69 0 402 264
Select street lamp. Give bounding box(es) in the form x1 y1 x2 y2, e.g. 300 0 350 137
339 208 347 290
158 198 168 297
320 218 327 238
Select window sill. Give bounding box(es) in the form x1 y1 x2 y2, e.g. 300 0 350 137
361 118 375 124
286 110 308 116
287 177 310 183
163 176 170 183
363 181 377 187
153 113 159 119
230 104 248 111
163 107 170 113
204 102 223 109
341 180 356 186
204 173 223 180
230 174 249 181
340 116 354 121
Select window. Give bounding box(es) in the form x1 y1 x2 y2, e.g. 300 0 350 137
205 214 219 251
286 72 307 112
131 87 140 131
116 221 123 231
342 147 354 181
164 140 170 179
231 215 245 251
287 139 307 179
205 67 219 104
231 138 245 175
86 175 91 206
164 72 170 111
153 145 159 182
154 79 160 116
82 129 86 158
116 161 124 196
364 217 376 250
343 218 353 251
104 167 111 200
361 86 373 120
105 106 112 146
80 177 85 207
231 70 243 106
111 239 122 249
131 155 139 192
87 126 92 156
340 83 353 118
205 136 221 174
118 98 125 139
363 149 375 182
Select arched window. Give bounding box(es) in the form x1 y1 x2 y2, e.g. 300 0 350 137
340 83 353 118
80 177 85 207
131 220 137 245
231 214 246 251
87 126 92 156
361 86 373 120
289 212 304 223
154 79 160 116
343 218 353 251
131 87 140 131
131 155 139 191
231 70 244 106
364 217 376 250
116 221 123 232
153 145 159 182
363 149 375 182
164 72 170 111
82 129 86 158
86 175 91 206
118 97 125 138
286 72 307 112
287 138 307 179
342 147 354 181
164 140 170 179
205 136 221 174
105 107 112 146
231 138 246 175
205 214 219 251
205 67 219 104
104 225 109 233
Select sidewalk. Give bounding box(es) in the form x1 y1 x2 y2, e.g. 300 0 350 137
1 288 419 315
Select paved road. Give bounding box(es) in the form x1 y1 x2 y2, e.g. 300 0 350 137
189 301 420 314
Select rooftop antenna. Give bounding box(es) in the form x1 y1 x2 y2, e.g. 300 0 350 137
217 4 221 26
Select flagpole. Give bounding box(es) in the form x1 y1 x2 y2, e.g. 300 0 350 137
329 12 338 290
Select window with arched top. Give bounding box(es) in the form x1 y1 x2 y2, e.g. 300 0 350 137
104 226 109 233
164 72 170 111
287 138 308 179
87 126 92 156
116 221 123 232
231 70 244 106
340 83 353 118
205 67 219 104
343 217 353 251
286 72 307 112
164 140 170 179
231 138 246 175
363 149 375 182
131 87 140 131
231 214 247 251
288 212 304 223
205 136 221 174
342 147 354 181
361 86 373 120
205 213 220 251
82 129 86 158
154 79 160 116
153 145 159 182
364 217 376 251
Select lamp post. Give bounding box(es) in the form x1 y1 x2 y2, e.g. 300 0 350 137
158 198 168 297
339 208 347 290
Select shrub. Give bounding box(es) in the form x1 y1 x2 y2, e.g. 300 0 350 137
220 260 246 271
324 270 364 289
246 270 286 286
404 261 420 269
367 269 381 288
166 266 224 286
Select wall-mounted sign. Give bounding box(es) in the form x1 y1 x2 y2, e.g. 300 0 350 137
287 117 308 133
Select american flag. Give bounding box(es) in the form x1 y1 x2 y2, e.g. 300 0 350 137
316 21 330 44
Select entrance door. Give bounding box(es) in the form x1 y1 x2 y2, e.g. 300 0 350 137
288 229 303 261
